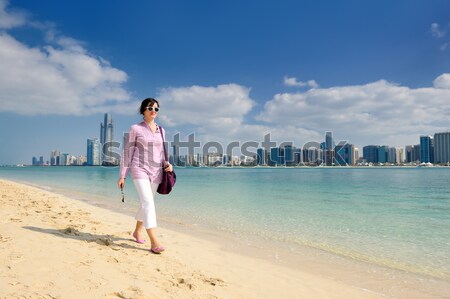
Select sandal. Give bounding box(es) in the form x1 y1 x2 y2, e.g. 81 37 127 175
132 232 146 244
150 246 165 254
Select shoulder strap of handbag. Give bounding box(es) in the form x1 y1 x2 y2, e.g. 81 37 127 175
159 125 169 162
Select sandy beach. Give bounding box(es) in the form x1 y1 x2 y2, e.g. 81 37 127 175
0 178 447 299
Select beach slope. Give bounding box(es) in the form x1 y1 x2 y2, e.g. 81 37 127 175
0 179 381 299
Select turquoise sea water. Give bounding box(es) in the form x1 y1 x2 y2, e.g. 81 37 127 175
1 166 449 280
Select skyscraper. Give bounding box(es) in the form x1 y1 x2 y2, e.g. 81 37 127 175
405 145 414 163
51 150 60 166
335 143 355 165
324 131 334 166
434 131 450 164
173 144 181 166
387 147 397 164
378 146 389 164
413 144 421 162
284 145 294 166
325 131 333 150
269 147 284 166
87 138 101 166
256 148 267 165
363 145 379 163
420 136 434 163
59 153 69 166
100 113 114 165
100 113 113 145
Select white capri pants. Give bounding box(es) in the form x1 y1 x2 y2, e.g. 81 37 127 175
133 179 159 229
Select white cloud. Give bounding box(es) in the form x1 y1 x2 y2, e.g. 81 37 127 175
157 76 450 149
0 0 26 29
283 76 319 88
433 73 450 89
1 0 448 151
431 22 446 38
256 76 450 147
154 83 327 151
0 1 131 115
431 22 450 51
157 84 255 129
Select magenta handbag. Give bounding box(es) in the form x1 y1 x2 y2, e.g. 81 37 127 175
157 126 176 195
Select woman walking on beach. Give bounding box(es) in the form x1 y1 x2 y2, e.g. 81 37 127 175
117 98 173 254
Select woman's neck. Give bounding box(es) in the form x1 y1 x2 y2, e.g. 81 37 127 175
144 118 155 126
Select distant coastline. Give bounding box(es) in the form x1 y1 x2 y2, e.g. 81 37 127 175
3 163 450 168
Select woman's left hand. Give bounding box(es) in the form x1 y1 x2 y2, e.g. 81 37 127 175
164 162 173 172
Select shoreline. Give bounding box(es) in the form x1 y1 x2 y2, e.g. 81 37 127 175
1 178 449 298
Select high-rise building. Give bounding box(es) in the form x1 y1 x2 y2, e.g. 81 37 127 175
403 144 421 163
31 156 45 166
303 147 321 164
87 138 101 166
405 145 414 163
100 113 113 145
434 131 450 164
284 145 295 166
397 147 405 163
173 144 181 166
67 155 77 166
378 146 389 164
269 147 284 166
50 150 60 166
363 145 379 163
197 153 202 166
256 148 267 165
77 155 87 166
293 147 302 164
324 131 334 166
420 136 434 163
335 143 355 165
325 131 334 150
387 147 397 164
354 148 360 164
413 144 421 162
100 113 114 165
59 153 69 166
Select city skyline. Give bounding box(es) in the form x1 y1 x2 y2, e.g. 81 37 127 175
1 1 450 164
27 114 450 166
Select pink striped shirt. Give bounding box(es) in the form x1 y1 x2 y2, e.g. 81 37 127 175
119 121 165 184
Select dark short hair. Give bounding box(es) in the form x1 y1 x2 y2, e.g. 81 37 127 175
139 98 159 115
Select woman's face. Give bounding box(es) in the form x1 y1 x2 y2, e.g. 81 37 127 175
143 102 159 120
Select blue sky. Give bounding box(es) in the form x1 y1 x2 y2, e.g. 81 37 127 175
1 0 450 164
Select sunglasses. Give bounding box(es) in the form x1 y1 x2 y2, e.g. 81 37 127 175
146 106 160 112
121 187 125 203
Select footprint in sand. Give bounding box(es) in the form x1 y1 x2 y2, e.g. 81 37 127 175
202 277 225 287
113 286 143 299
177 277 196 290
107 256 120 263
175 274 225 290
192 272 226 287
0 234 12 243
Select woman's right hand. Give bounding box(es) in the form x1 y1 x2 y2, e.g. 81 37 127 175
118 178 125 189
